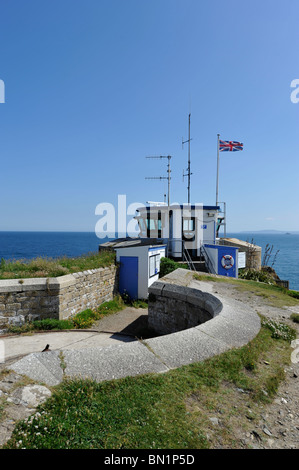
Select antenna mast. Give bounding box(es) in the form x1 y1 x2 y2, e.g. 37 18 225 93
145 155 172 206
182 113 192 204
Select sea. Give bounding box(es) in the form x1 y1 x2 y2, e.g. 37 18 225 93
226 232 299 292
0 231 298 291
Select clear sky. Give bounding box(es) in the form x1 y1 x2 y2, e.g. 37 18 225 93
0 0 298 233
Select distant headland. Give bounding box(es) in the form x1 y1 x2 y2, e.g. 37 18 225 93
238 230 299 234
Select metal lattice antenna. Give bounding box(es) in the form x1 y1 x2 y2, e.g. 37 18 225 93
145 155 172 206
182 113 193 204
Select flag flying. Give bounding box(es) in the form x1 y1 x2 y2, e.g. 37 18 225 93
219 140 243 152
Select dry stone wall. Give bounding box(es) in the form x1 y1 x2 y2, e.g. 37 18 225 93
0 265 118 329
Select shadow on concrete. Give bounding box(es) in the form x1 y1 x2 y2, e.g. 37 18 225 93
114 315 157 339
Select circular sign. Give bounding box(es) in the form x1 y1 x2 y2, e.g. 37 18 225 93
221 254 234 270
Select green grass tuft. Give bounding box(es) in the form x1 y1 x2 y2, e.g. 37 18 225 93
290 313 299 323
0 251 115 280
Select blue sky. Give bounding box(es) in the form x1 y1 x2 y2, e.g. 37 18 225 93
0 0 298 233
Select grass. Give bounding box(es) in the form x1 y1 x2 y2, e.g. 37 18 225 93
193 273 299 308
3 317 296 449
0 251 116 280
290 313 299 324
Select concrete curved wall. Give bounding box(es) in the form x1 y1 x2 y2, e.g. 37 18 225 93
9 269 261 386
148 280 223 335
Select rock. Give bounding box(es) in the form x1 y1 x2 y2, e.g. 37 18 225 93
4 404 32 421
0 419 15 447
0 372 22 393
263 427 272 437
209 417 219 426
8 385 51 408
251 430 262 441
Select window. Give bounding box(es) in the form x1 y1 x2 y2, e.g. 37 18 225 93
149 254 160 278
182 217 195 241
183 218 195 231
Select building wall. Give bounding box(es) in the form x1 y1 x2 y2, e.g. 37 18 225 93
219 238 262 270
0 265 118 329
115 245 166 299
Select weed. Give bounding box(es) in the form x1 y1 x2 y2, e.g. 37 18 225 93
290 313 299 323
261 317 296 343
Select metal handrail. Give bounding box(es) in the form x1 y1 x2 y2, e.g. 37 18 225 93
182 243 196 271
165 238 196 271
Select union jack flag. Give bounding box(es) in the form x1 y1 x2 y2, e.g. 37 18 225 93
219 140 243 152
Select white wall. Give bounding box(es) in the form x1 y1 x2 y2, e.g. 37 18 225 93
115 245 166 299
203 245 218 274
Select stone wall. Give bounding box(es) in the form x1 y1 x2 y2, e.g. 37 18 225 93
0 265 118 329
148 272 222 335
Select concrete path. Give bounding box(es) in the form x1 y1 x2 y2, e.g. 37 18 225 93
0 306 148 364
1 330 136 363
93 306 150 337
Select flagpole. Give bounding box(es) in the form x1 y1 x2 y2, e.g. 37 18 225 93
216 133 220 206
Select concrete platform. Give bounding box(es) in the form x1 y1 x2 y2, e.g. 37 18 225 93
1 330 136 363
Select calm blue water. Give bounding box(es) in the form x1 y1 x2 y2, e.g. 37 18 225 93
227 232 299 291
0 232 105 260
0 231 298 291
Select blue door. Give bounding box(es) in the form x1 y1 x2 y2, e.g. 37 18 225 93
119 256 138 300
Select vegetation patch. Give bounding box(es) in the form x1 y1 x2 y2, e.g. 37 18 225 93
238 268 276 284
159 257 188 278
261 317 296 342
3 316 295 450
193 273 299 308
290 313 299 324
0 251 115 280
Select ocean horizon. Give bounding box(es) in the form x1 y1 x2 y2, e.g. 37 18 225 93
0 231 298 291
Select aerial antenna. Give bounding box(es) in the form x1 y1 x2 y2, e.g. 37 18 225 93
145 155 172 206
182 113 192 204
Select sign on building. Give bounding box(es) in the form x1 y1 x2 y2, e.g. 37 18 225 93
238 251 246 269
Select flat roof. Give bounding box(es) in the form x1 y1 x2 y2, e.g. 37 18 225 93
136 204 220 212
99 237 167 249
